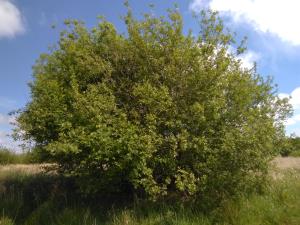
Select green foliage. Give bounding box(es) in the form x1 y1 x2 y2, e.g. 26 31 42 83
290 150 300 157
279 135 300 157
16 6 291 203
0 147 35 165
0 217 14 225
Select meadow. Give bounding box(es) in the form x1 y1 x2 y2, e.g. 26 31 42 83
0 156 300 225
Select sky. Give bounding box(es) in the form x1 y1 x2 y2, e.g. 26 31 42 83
1 0 300 149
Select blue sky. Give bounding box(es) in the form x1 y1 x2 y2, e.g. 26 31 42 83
1 0 300 149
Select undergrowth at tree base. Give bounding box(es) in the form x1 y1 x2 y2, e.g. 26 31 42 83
0 167 300 225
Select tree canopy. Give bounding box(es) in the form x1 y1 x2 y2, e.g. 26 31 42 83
16 6 291 203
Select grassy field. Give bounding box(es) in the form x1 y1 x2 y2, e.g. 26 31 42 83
0 158 299 225
0 149 36 165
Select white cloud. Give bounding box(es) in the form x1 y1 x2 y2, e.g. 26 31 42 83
0 113 19 149
0 113 15 125
290 128 300 136
189 0 210 11
237 51 260 70
0 114 9 125
0 130 9 145
0 0 24 38
285 114 300 126
0 130 18 149
279 87 300 135
226 46 260 69
278 93 289 99
190 0 300 45
279 87 300 110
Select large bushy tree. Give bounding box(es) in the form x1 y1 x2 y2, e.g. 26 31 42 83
16 6 291 203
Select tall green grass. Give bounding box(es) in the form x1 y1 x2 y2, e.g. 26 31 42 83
0 148 35 165
0 166 300 225
289 151 300 157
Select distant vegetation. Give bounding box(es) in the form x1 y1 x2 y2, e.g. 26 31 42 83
280 136 300 157
0 147 36 165
14 3 291 207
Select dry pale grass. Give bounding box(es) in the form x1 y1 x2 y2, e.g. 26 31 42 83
0 164 56 181
0 158 298 179
272 157 300 170
0 164 44 174
271 157 300 180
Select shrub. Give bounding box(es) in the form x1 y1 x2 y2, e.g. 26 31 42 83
290 151 300 157
0 148 16 165
279 135 300 157
15 6 291 204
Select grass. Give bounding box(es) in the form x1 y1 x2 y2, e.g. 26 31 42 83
217 170 300 225
0 163 300 224
289 151 300 157
0 148 35 165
